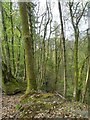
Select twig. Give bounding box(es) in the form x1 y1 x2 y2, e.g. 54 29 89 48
55 92 66 101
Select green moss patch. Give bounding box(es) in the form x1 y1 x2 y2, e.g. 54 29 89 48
4 81 26 95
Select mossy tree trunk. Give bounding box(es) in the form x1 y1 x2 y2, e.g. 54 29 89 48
19 3 37 94
10 2 15 74
15 26 22 78
69 2 87 101
69 3 79 100
73 28 79 100
1 3 11 74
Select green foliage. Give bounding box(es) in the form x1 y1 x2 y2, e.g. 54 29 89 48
16 104 22 110
1 2 88 102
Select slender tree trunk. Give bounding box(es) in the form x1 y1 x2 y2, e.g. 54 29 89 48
27 3 37 85
42 37 46 83
69 2 87 101
41 23 47 85
58 1 67 97
39 40 43 88
85 28 90 118
88 65 90 119
10 2 15 74
73 29 79 100
23 49 26 81
1 4 11 74
19 3 37 94
15 26 22 78
69 2 79 101
2 44 6 64
82 64 89 102
87 5 90 115
15 31 21 78
54 37 58 90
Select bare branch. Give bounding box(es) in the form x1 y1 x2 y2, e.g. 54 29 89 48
69 2 76 30
76 2 88 25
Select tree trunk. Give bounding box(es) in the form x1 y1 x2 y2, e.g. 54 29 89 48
82 64 89 102
69 2 80 101
73 29 79 100
87 3 90 115
10 2 15 74
19 3 37 94
58 1 67 97
55 37 58 90
1 3 11 74
15 26 22 78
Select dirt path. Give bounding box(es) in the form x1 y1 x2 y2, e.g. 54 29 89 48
2 94 21 119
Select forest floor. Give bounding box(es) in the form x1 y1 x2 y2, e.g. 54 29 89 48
2 93 21 119
2 92 89 120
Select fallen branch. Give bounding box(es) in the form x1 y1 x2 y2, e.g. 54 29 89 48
55 92 66 101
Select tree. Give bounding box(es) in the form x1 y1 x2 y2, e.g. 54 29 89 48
58 1 67 97
83 26 90 120
69 2 87 100
19 2 37 94
1 3 11 75
87 3 90 117
10 2 15 74
81 24 90 103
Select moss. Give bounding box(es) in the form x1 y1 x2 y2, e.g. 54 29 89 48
2 78 6 93
19 92 56 114
5 81 19 95
44 102 53 109
17 92 59 119
41 93 53 98
20 92 54 104
4 81 26 95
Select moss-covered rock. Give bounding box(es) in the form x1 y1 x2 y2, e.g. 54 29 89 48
3 81 26 95
2 61 27 95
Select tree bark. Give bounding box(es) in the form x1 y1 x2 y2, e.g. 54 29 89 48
87 3 90 119
1 3 11 74
87 12 90 116
58 1 67 97
19 2 37 94
10 2 15 74
69 2 79 100
73 29 79 100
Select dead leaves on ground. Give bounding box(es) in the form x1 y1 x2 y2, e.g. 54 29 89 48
15 92 88 119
